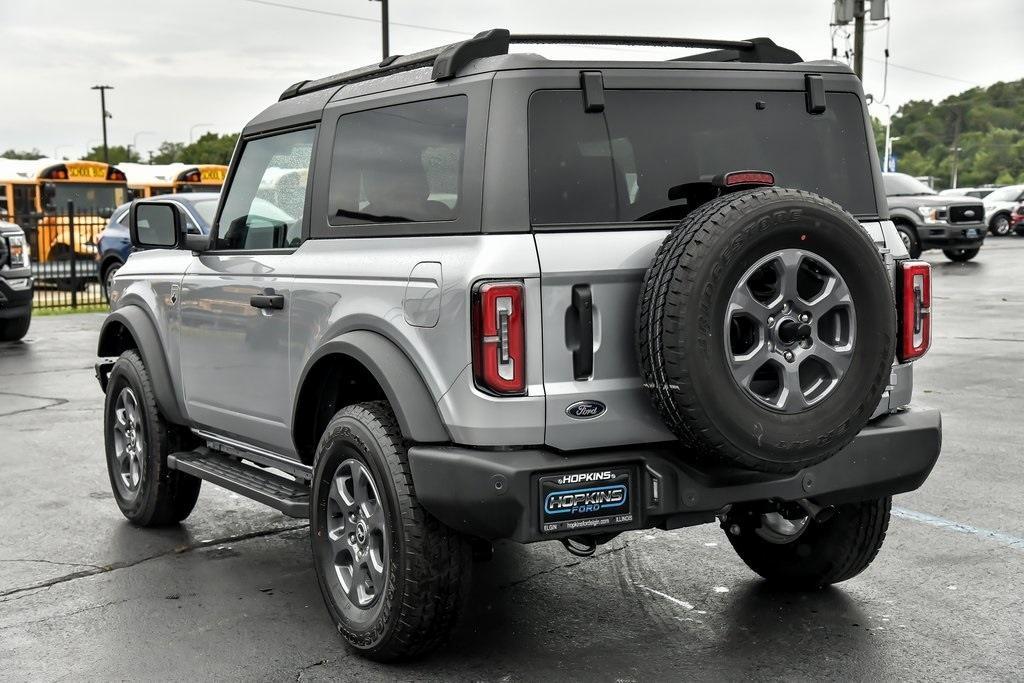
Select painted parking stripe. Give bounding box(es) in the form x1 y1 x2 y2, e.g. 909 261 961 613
893 507 1024 551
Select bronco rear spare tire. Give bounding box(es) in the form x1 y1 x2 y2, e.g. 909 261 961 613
637 188 896 474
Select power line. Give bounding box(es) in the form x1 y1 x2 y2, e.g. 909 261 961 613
238 0 471 36
865 57 978 86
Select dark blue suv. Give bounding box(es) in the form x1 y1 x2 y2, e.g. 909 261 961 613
97 192 219 300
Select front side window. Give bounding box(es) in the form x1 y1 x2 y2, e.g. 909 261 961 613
216 128 314 250
529 89 878 225
329 96 468 225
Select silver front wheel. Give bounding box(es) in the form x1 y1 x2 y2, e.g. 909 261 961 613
111 386 145 497
724 248 856 414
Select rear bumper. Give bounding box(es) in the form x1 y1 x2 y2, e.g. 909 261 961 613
408 409 941 544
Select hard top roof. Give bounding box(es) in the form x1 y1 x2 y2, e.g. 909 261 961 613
244 28 854 134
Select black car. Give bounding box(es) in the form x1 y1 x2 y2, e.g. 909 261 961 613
0 220 33 341
96 192 218 300
884 173 987 261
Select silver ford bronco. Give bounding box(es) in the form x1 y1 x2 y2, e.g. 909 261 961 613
96 30 941 661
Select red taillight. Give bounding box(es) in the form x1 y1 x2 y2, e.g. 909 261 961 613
722 170 775 187
898 261 931 362
472 281 526 395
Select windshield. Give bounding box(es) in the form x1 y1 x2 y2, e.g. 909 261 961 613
191 198 219 227
883 174 936 197
51 183 127 212
986 185 1023 202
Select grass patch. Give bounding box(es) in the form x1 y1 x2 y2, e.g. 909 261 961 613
34 304 109 316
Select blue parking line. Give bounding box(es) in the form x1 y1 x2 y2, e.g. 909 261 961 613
892 507 1024 551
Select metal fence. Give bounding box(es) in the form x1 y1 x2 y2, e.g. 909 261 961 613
16 201 108 310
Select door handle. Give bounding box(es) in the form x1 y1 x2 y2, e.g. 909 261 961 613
250 290 284 310
569 284 594 380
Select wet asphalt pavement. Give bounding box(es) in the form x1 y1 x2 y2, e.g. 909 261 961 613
1 240 1022 681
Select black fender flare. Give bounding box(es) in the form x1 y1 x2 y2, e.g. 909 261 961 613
292 330 449 446
888 209 920 232
97 306 188 426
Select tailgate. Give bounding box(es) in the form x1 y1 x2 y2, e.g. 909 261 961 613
535 230 676 450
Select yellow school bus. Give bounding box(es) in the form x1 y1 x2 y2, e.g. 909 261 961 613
0 158 128 263
122 163 228 198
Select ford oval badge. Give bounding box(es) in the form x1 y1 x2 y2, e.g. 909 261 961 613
964 209 976 217
566 400 606 420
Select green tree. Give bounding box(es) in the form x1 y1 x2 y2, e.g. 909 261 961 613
180 133 240 165
148 134 239 165
880 79 1024 188
150 141 186 164
83 145 141 164
1 148 44 160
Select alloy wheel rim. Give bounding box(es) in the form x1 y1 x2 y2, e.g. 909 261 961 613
995 216 1009 235
112 387 145 494
724 248 856 414
325 458 388 610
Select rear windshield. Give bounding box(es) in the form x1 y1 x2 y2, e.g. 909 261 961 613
528 89 877 225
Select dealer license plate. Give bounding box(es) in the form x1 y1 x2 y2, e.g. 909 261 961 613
539 467 635 534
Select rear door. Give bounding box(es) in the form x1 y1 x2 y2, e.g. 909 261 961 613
528 77 880 451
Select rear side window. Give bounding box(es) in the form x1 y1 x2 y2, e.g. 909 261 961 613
529 89 877 225
329 96 468 225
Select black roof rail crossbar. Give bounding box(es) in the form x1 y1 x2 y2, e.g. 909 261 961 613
673 37 802 65
279 29 510 100
510 34 754 51
512 34 800 64
279 29 802 100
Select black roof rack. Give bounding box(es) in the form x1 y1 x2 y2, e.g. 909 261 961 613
279 29 802 101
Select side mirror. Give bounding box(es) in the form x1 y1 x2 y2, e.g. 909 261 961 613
129 201 182 249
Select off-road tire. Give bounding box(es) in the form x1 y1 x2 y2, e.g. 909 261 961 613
944 247 980 262
103 349 201 525
310 401 470 661
637 188 896 474
726 496 892 588
894 222 922 258
0 313 31 342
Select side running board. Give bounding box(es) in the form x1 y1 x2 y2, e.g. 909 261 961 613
168 447 310 518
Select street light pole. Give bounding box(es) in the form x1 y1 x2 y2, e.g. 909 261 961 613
852 0 865 79
128 131 155 162
90 85 114 163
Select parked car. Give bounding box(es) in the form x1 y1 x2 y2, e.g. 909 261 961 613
982 184 1024 237
96 192 218 301
1012 205 1024 235
938 186 998 200
0 220 33 341
96 29 941 661
883 172 987 260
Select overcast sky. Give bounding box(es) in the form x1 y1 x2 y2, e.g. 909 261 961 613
2 0 1021 159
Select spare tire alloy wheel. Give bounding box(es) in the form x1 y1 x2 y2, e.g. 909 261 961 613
726 249 855 413
637 188 896 474
324 458 389 612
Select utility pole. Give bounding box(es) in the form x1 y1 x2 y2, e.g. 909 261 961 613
369 0 389 60
90 85 114 163
852 0 865 80
950 108 963 189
